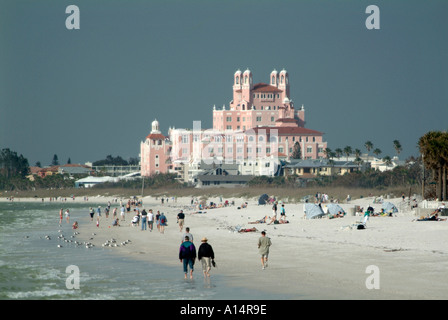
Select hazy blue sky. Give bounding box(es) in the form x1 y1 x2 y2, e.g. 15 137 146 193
1 0 447 166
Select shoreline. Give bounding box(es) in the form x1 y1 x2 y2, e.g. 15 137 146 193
3 195 448 299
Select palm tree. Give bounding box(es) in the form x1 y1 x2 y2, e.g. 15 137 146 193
324 147 332 160
418 131 448 200
343 146 352 161
335 148 343 160
373 148 382 158
383 156 392 168
393 140 402 157
364 141 373 161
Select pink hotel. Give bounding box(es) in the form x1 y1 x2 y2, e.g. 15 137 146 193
140 68 327 178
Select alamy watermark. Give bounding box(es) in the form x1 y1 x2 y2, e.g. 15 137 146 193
66 265 80 289
365 265 380 290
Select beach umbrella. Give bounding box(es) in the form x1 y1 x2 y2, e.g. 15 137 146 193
382 202 398 213
327 203 346 215
258 194 269 205
304 203 325 219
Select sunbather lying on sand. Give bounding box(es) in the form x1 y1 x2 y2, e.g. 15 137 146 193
248 216 268 224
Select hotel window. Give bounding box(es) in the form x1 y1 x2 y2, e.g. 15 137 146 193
256 116 262 122
237 147 243 153
226 116 232 122
266 147 271 153
271 117 274 122
279 147 284 153
227 147 233 153
307 147 312 153
226 125 232 130
237 117 240 122
182 135 189 143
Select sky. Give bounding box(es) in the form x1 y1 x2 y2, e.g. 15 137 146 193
1 0 447 166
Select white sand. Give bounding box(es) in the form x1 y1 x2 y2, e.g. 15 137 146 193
5 195 448 299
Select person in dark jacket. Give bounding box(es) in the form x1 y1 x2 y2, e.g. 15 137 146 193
198 237 215 278
179 236 196 279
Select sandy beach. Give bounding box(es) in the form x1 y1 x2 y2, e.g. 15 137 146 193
4 194 448 299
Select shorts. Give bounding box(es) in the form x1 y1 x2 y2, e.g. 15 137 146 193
178 219 184 227
201 257 212 271
183 258 194 273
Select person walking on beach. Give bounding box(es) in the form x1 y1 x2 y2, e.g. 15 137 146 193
89 207 95 221
97 206 102 218
159 212 167 233
155 211 161 232
141 209 148 231
59 208 63 224
177 210 185 232
120 205 126 221
272 201 278 216
65 209 70 223
148 209 154 232
182 227 193 243
198 237 215 279
258 231 272 270
179 236 196 279
279 204 286 222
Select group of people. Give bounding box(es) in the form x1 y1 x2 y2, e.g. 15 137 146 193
414 203 447 221
267 202 288 225
130 208 168 233
176 210 216 279
179 232 216 280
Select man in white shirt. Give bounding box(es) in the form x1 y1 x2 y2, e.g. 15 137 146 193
148 209 154 231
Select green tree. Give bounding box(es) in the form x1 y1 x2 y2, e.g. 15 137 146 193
291 141 301 159
393 140 402 157
343 146 352 161
0 148 29 179
335 148 343 160
51 154 59 166
373 148 382 158
419 131 448 200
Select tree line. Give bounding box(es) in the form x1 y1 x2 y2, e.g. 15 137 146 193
1 131 447 200
418 131 448 201
323 139 402 165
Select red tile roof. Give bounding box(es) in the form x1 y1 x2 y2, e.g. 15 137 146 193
248 126 324 136
146 133 167 140
253 83 283 93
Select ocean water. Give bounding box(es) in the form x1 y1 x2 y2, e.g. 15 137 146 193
0 200 287 300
